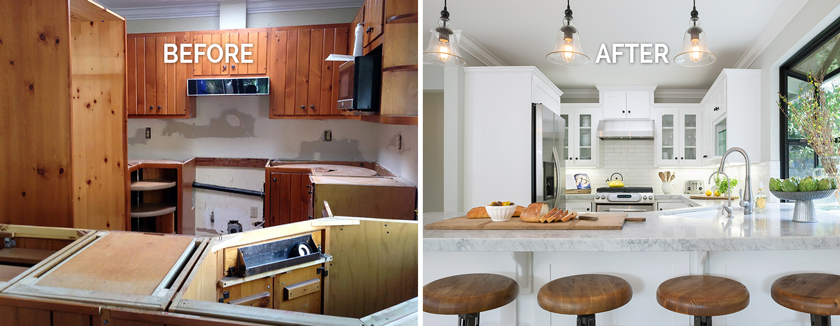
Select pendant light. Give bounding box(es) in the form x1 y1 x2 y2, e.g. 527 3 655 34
423 0 466 66
546 0 589 65
674 0 716 67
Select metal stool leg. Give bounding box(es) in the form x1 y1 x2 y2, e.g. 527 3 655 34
577 314 596 326
694 316 712 326
812 314 831 326
458 313 479 326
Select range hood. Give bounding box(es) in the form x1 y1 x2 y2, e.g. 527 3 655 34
596 119 655 140
187 77 269 96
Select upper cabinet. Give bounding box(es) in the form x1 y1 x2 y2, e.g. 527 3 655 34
378 0 418 120
127 33 195 118
192 30 269 76
363 0 385 52
269 26 349 119
699 69 761 163
562 104 602 167
597 85 655 119
652 106 702 167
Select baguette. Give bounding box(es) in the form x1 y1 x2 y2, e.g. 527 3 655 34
513 205 525 217
520 203 548 223
541 208 559 223
466 207 489 219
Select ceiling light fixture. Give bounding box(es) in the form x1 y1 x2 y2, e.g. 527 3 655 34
423 0 466 66
547 0 589 66
674 0 716 67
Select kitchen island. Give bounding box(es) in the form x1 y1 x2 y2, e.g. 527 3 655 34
423 203 840 326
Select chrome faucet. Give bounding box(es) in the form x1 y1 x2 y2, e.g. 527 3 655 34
717 147 753 215
709 171 733 218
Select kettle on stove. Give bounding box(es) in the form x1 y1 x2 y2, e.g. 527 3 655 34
606 173 624 188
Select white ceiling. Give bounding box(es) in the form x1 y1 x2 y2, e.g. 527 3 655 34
424 0 789 90
96 0 364 19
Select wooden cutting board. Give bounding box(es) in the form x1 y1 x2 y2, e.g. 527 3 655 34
690 195 739 200
425 213 630 230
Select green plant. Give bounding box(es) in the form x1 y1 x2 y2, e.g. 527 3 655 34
714 176 739 195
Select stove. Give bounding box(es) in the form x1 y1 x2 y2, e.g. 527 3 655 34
593 187 655 212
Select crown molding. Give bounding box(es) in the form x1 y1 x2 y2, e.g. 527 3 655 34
453 30 506 66
733 0 810 69
560 88 706 100
110 0 363 21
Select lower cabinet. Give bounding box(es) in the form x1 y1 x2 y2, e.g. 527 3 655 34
221 265 323 314
267 172 314 226
564 200 593 213
655 201 690 211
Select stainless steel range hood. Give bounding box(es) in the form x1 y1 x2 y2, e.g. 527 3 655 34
597 119 655 140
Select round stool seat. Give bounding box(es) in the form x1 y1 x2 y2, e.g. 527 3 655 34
537 274 632 315
657 275 749 316
772 273 840 316
423 273 519 315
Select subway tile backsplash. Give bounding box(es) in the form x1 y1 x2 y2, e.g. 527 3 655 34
567 140 771 196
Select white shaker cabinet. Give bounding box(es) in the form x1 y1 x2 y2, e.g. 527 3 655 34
561 104 602 167
652 106 702 167
596 85 656 119
699 69 761 163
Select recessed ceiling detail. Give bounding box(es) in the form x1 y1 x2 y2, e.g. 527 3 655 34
96 0 364 20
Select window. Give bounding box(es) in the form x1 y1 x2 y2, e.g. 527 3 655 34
780 16 840 178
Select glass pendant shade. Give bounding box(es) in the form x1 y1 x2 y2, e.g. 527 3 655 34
674 15 716 66
423 16 466 66
546 3 589 66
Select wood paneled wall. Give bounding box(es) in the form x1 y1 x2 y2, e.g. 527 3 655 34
70 20 127 231
0 0 126 231
0 0 75 227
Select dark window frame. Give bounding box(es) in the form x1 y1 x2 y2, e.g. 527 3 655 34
779 15 840 179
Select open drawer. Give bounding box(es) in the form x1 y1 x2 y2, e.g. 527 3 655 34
0 224 92 290
170 217 419 325
2 231 205 310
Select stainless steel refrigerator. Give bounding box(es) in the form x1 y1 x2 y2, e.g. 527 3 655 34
532 103 565 209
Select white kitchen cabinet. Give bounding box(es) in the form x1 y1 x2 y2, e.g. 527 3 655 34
699 69 760 163
561 104 602 167
656 201 690 211
652 106 702 167
596 85 655 119
461 67 564 208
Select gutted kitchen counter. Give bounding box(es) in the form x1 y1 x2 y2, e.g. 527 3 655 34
424 203 840 252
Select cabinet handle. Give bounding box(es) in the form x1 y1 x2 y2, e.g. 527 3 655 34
586 208 590 211
223 65 226 70
628 110 631 114
366 27 373 34
310 105 315 109
675 157 678 160
231 64 235 70
149 106 153 110
575 157 579 160
714 107 719 111
308 190 313 194
272 178 277 182
622 110 625 113
300 105 305 109
681 157 684 160
157 106 161 110
569 157 572 160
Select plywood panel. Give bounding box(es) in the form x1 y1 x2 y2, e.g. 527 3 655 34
275 265 321 313
182 248 220 302
380 70 418 116
52 311 91 326
0 0 74 227
36 232 193 295
70 20 127 231
307 28 323 115
326 220 418 318
270 29 288 117
313 183 416 220
224 276 272 306
284 31 298 116
295 29 310 116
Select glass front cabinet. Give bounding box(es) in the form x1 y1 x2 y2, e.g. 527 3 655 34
561 106 601 167
653 107 702 167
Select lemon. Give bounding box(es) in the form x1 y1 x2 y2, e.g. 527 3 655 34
714 190 721 196
705 190 712 196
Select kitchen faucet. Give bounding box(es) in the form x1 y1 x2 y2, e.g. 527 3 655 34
709 171 733 218
717 147 754 215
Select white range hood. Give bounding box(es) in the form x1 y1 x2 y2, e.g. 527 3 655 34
596 119 655 140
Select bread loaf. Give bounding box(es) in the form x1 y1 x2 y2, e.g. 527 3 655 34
560 211 577 222
551 210 568 223
466 207 489 219
513 205 525 217
541 208 559 223
520 203 548 223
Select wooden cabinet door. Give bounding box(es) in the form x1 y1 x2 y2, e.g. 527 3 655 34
268 172 313 226
144 36 157 115
230 31 268 75
193 32 231 77
269 26 349 118
363 0 384 47
126 35 141 115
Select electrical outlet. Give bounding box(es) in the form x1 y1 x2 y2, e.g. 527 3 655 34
145 127 151 139
250 207 258 219
324 130 332 141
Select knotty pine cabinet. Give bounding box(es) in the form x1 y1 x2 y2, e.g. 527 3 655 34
126 33 195 118
192 29 269 76
363 0 385 50
268 25 349 119
267 172 314 226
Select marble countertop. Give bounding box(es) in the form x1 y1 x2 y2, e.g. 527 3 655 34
424 203 840 252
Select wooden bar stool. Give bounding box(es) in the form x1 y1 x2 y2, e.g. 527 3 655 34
656 275 750 326
537 274 632 326
424 273 519 326
772 273 840 326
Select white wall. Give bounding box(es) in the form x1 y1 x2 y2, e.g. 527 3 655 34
126 7 417 234
424 92 444 212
